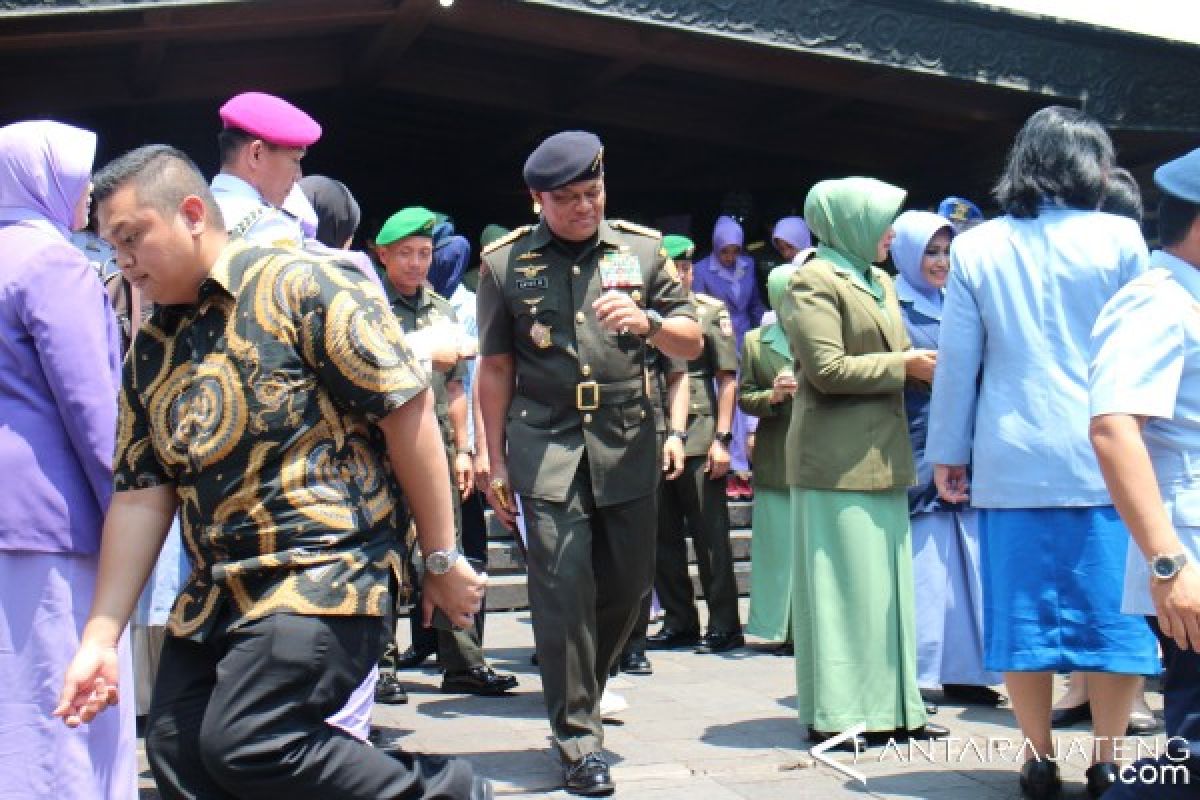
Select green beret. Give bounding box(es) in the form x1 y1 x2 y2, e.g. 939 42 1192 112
662 234 696 261
377 206 436 246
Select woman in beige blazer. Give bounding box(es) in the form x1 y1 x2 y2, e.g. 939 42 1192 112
778 177 943 746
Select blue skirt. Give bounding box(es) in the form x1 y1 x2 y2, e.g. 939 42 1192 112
980 507 1158 674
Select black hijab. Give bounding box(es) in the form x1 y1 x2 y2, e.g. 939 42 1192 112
298 175 361 248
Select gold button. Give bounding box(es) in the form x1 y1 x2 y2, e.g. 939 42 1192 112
572 265 581 276
583 413 593 423
640 409 647 418
521 409 528 417
575 312 585 323
581 365 591 377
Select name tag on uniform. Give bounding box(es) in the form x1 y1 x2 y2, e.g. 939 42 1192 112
598 251 643 289
516 277 548 291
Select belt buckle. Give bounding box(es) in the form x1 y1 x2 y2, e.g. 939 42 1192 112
576 380 600 411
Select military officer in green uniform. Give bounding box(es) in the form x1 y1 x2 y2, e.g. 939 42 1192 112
376 207 518 699
645 234 745 654
477 131 701 796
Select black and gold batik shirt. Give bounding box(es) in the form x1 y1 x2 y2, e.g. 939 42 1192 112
114 242 427 641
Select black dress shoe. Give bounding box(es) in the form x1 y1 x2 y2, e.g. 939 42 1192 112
563 752 614 796
773 642 794 656
374 672 409 705
645 627 701 650
925 702 939 716
807 726 867 751
394 645 437 670
1050 701 1092 728
619 650 653 675
1085 762 1118 798
942 684 1008 706
862 722 950 746
695 631 745 654
1020 759 1062 799
441 666 518 696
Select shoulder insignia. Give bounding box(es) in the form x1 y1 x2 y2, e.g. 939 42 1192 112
481 225 532 256
694 292 724 309
428 289 449 304
611 219 662 239
664 257 680 283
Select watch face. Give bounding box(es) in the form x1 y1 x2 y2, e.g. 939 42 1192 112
1154 557 1176 579
427 551 451 574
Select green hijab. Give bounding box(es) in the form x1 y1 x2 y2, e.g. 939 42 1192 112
804 177 906 304
762 263 797 360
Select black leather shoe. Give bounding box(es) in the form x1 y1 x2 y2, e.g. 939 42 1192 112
1019 759 1062 799
394 645 437 670
862 722 950 746
942 684 1008 706
1050 701 1092 728
925 702 939 716
563 752 614 796
619 650 653 675
645 627 701 650
374 672 409 705
695 631 745 654
441 666 518 696
1126 710 1162 736
1085 762 1118 798
807 726 867 752
773 642 794 656
905 722 950 741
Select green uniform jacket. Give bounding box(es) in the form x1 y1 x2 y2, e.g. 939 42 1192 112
389 285 465 446
737 326 792 489
779 257 915 491
478 219 695 506
683 292 738 458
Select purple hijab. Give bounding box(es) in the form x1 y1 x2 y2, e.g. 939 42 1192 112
771 216 812 254
691 215 765 344
0 120 121 554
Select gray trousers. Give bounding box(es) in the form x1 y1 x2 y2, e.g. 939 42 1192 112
522 459 656 761
655 455 741 634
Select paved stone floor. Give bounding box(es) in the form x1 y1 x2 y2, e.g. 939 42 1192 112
138 600 1170 798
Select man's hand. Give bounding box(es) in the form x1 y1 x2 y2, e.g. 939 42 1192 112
663 435 685 480
484 461 518 530
770 370 798 403
592 290 649 335
422 557 487 629
705 439 731 480
935 464 970 503
454 451 474 499
429 342 461 373
1153 565 1200 652
473 450 491 494
54 642 121 728
904 349 938 384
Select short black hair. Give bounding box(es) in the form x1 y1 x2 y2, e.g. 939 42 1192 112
93 144 224 228
993 106 1114 218
1158 193 1200 248
1099 167 1143 224
217 127 254 167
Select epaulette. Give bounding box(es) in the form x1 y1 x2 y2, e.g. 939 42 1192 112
481 225 532 256
427 287 450 304
1127 268 1172 289
694 292 725 308
611 219 662 239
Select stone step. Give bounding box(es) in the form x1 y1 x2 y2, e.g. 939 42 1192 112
484 528 753 574
483 561 753 612
485 499 754 539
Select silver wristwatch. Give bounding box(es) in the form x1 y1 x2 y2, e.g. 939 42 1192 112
424 548 462 576
1150 552 1188 581
644 308 664 338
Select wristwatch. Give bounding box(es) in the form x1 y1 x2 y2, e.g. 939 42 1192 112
667 429 689 444
644 309 664 338
714 431 733 446
1150 552 1188 581
424 548 462 576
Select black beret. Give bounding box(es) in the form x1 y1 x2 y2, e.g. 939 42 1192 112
523 130 604 191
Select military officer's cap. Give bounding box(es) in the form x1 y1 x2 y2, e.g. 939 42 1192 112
523 131 604 190
219 92 321 149
1155 148 1200 204
662 234 696 261
377 206 436 246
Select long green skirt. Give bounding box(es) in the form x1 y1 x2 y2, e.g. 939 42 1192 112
746 486 792 641
790 487 926 733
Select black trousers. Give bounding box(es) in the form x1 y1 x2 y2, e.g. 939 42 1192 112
1105 616 1200 799
146 609 476 799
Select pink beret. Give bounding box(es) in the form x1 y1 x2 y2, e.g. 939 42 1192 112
218 91 321 148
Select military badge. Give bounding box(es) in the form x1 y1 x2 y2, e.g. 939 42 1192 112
515 264 548 278
529 322 553 349
598 251 643 289
516 277 549 291
718 312 733 337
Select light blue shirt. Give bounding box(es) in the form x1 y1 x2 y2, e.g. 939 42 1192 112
1090 249 1200 614
926 208 1148 507
449 283 479 448
210 173 305 247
